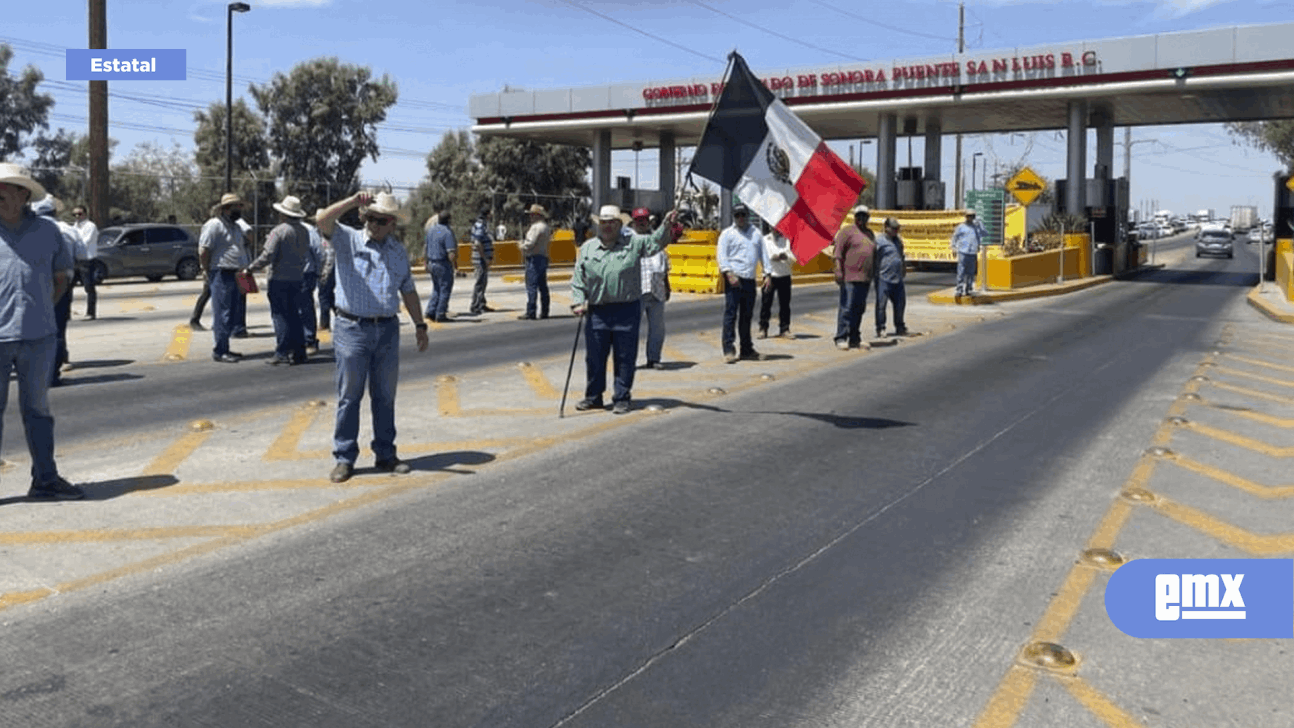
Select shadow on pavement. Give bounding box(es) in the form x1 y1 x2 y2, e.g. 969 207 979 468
83 474 181 501
1124 268 1259 287
402 450 496 475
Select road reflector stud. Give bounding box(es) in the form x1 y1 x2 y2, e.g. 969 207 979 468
1122 487 1158 504
189 419 215 432
437 375 457 383
707 387 726 395
1200 361 1216 367
644 404 665 413
1166 417 1189 427
760 373 776 381
517 361 532 369
305 399 327 408
1018 642 1079 673
1190 375 1210 382
1080 548 1126 569
1180 393 1202 401
1146 446 1174 458
163 353 184 362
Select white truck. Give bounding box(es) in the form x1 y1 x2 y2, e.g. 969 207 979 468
1229 205 1258 232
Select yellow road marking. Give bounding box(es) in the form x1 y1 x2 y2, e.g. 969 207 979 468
1057 675 1147 728
1207 403 1294 429
162 324 194 362
517 363 560 399
1208 380 1294 406
265 406 321 461
1148 494 1294 555
318 328 331 344
143 430 211 475
1222 353 1294 375
0 588 56 609
1212 365 1294 388
0 525 257 545
1182 420 1294 457
972 666 1041 728
1165 454 1294 498
437 376 461 416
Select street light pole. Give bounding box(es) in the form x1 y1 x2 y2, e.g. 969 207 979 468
971 152 983 194
225 2 251 193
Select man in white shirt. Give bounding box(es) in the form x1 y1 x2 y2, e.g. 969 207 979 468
758 227 794 338
632 208 671 369
70 205 98 320
716 205 770 363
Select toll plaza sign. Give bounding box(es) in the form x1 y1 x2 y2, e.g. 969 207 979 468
641 50 1100 106
1006 166 1047 206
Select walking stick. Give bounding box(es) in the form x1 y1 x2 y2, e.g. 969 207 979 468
559 313 584 418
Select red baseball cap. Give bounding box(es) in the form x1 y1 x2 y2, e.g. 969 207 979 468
631 207 651 220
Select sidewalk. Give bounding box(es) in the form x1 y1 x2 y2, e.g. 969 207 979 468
1 274 1000 613
1246 282 1294 324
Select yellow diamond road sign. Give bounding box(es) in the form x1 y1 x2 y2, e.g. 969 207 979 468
1286 174 1294 192
1006 166 1046 206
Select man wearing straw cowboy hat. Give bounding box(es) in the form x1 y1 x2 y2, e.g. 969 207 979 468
245 194 313 365
199 192 251 363
570 204 679 415
316 190 429 484
518 203 553 320
0 162 83 499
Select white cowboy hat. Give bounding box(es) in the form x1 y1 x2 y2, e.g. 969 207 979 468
0 162 46 201
597 204 622 222
31 194 63 216
218 192 243 207
361 192 410 224
272 195 307 218
527 203 547 216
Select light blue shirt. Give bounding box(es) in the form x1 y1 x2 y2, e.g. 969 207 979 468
952 221 985 255
470 218 494 264
717 222 770 280
0 211 75 341
199 215 248 270
303 222 324 276
330 222 415 318
424 223 456 262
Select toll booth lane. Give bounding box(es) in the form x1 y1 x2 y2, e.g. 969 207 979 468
0 278 997 614
974 321 1294 728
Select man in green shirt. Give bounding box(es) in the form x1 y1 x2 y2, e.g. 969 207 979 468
571 205 678 414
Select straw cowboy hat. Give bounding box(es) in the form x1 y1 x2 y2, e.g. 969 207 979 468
527 203 547 216
272 195 307 218
0 162 47 201
218 192 243 207
597 204 623 222
361 191 410 224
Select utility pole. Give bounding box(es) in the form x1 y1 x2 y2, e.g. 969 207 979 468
1120 127 1157 205
88 0 108 228
954 2 965 209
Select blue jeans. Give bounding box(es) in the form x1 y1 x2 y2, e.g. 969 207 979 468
759 275 791 334
834 280 871 346
524 255 550 318
585 301 641 404
875 278 906 333
299 273 319 347
210 269 239 356
0 335 61 485
332 317 401 465
641 294 666 364
318 271 336 330
956 252 978 294
268 279 307 360
721 277 757 355
424 260 454 319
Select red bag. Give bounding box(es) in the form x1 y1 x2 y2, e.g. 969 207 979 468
236 271 259 295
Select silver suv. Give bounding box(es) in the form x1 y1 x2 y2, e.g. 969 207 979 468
90 224 202 283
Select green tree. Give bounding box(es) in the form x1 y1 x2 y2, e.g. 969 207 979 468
109 141 204 224
1228 121 1294 169
409 129 485 246
193 99 271 195
851 164 877 210
249 57 397 214
476 136 590 231
0 44 54 162
29 129 83 201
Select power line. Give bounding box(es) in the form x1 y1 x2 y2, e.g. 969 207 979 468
685 0 866 62
555 0 723 64
807 0 956 45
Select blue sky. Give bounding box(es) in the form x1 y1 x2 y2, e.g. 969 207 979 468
4 0 1288 219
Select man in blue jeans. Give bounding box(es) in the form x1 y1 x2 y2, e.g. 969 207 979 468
244 195 311 365
198 193 249 363
717 205 770 363
951 210 984 297
422 210 457 322
0 163 82 499
316 190 429 484
518 204 552 320
833 205 877 350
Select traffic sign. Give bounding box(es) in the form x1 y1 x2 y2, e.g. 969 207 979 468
1005 166 1046 206
1286 174 1294 192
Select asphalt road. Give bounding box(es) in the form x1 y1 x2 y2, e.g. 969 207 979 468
1 243 1278 727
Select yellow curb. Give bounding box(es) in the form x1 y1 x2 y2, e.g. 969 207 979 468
1246 287 1294 324
928 275 1114 305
